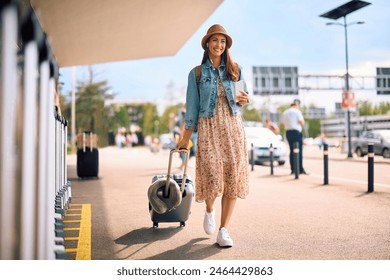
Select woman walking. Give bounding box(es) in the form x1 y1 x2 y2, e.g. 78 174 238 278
177 24 249 247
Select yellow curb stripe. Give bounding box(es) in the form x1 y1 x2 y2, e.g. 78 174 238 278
64 228 80 231
64 237 79 241
76 204 91 260
63 220 81 223
65 214 81 217
65 248 78 253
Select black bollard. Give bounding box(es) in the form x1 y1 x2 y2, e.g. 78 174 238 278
293 142 299 179
368 143 374 193
323 143 329 185
251 143 254 171
269 143 274 175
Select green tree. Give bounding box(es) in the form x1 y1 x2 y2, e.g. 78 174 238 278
104 105 130 132
71 67 113 147
115 106 130 129
277 104 290 115
358 100 373 116
160 104 182 135
357 100 390 117
75 82 109 131
277 103 291 136
375 101 390 115
140 103 160 137
242 105 261 122
307 119 321 138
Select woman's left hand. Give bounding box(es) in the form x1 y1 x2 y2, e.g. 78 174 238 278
236 90 249 105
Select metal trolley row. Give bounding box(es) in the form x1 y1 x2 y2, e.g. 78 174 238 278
1 0 71 259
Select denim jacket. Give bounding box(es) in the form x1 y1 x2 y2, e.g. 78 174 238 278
185 59 248 131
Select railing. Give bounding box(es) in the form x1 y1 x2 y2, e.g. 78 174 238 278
1 0 69 260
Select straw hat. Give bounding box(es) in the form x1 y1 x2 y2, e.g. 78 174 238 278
201 24 232 50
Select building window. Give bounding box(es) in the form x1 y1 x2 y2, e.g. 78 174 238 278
273 78 279 88
255 77 258 88
262 78 266 88
285 77 292 88
384 78 387 88
377 78 381 88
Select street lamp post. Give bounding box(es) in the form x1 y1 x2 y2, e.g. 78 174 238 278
320 0 371 159
326 19 364 158
71 66 76 154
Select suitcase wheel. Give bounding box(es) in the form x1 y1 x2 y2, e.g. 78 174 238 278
153 222 158 228
180 222 185 227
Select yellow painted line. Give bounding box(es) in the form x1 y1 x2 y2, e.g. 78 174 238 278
63 220 81 223
71 204 83 206
64 237 79 241
76 204 91 260
64 228 80 231
65 214 81 217
65 248 78 253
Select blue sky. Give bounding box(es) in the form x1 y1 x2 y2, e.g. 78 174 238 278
59 0 390 114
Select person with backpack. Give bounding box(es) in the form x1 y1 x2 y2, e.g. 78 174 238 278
176 24 249 247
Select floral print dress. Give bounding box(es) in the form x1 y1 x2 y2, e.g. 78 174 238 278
195 76 249 202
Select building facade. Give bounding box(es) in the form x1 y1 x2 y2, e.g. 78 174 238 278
321 114 390 137
376 67 390 95
252 66 299 96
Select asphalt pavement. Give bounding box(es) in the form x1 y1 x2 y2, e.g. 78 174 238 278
66 145 390 260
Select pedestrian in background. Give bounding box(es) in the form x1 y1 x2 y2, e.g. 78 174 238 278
177 24 249 247
264 117 280 134
282 99 308 175
115 130 125 149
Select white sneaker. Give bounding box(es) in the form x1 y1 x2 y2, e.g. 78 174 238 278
203 209 216 235
217 227 233 247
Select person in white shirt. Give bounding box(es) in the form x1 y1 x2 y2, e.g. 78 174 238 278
282 99 308 175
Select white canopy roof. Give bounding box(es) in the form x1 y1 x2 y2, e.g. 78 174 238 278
30 0 223 67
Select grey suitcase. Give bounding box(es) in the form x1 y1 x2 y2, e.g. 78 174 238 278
148 149 194 228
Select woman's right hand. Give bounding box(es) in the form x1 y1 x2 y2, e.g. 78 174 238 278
176 137 190 150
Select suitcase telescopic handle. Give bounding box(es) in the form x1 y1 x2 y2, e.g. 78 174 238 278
83 132 86 152
82 131 93 152
165 148 190 197
89 132 92 152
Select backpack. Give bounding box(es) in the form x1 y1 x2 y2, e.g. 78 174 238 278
195 65 201 92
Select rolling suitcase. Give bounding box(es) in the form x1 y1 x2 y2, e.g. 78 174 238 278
148 149 194 228
77 131 99 178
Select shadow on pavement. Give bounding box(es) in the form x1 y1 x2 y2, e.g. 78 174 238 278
258 173 291 178
114 228 221 260
114 227 183 259
145 237 221 260
355 191 390 199
115 227 183 245
68 177 101 181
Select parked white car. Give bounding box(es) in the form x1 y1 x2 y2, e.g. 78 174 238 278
244 126 287 166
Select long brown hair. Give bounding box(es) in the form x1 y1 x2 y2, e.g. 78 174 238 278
201 40 240 81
